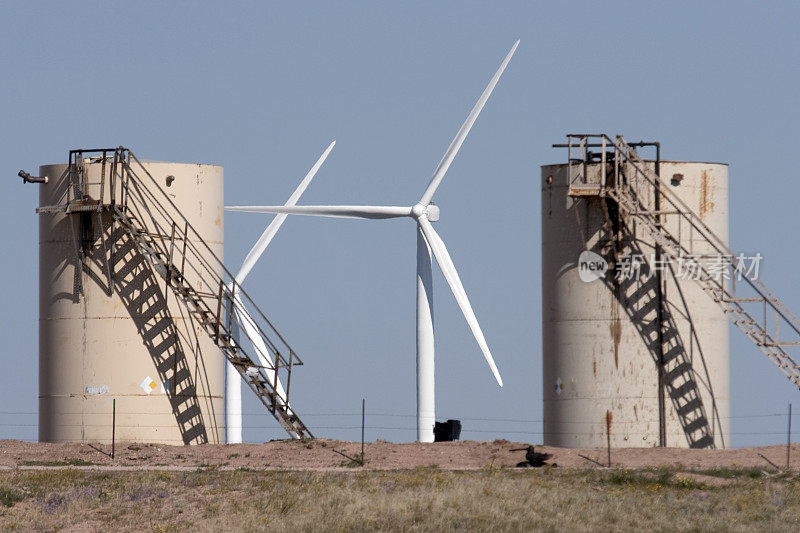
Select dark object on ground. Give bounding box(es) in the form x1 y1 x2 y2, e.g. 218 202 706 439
434 420 462 442
512 445 553 467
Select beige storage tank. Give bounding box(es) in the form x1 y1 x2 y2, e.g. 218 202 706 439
38 158 225 445
541 160 730 448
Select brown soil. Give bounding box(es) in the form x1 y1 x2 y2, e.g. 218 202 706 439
0 439 797 471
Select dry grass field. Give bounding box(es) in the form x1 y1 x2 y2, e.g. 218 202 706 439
2 439 800 531
1 466 800 531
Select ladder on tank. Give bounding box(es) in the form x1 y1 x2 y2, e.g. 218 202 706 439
562 134 800 392
37 147 313 440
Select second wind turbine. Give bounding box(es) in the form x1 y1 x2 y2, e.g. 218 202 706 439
228 41 518 442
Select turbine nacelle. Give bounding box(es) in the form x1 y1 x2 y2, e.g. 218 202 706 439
412 203 439 222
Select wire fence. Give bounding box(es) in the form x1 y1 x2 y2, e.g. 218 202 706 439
0 409 796 444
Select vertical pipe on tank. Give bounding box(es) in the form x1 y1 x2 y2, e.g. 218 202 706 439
653 144 667 447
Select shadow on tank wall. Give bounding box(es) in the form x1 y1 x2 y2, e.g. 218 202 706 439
577 187 724 449
51 204 217 445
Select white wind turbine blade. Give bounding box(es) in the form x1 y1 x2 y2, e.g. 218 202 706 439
418 218 503 387
226 205 414 219
419 40 519 206
234 141 335 284
232 296 290 406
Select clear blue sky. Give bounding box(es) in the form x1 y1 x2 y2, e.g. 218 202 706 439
1 1 799 446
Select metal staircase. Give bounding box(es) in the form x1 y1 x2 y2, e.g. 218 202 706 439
564 134 800 390
37 147 313 440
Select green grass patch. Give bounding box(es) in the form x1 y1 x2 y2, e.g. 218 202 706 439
0 487 24 508
589 467 706 489
689 466 771 479
21 458 96 467
20 458 97 466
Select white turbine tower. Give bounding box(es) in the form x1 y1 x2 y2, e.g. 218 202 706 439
225 141 335 443
227 41 518 442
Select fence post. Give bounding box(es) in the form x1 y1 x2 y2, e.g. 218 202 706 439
361 398 365 466
788 403 792 469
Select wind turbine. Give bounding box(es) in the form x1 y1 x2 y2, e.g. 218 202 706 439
227 41 518 442
225 141 335 443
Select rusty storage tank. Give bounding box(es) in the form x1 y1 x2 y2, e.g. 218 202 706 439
541 158 730 448
38 157 225 445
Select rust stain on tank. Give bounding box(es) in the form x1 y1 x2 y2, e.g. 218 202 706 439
609 319 621 369
698 170 715 220
610 287 621 369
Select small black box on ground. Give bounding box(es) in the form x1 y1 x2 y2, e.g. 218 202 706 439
433 419 462 442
